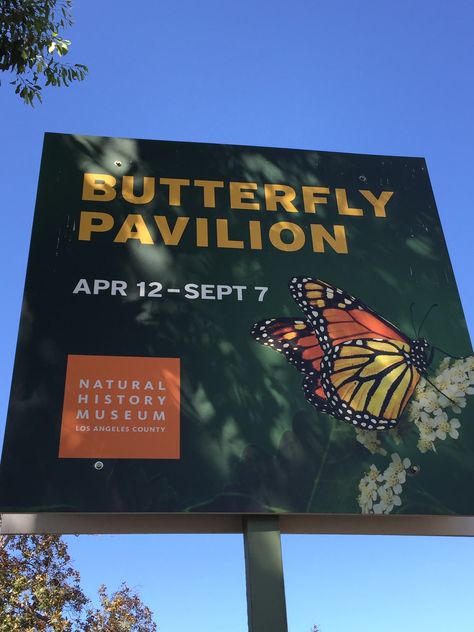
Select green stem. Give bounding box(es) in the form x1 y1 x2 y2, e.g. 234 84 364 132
412 487 457 515
184 491 289 514
305 425 334 512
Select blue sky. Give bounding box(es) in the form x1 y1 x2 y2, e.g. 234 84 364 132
1 0 474 630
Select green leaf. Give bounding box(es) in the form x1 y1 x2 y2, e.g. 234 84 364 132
4 0 88 104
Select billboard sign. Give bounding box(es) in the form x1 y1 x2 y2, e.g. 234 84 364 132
1 133 472 518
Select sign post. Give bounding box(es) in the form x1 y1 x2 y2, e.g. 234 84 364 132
2 133 473 630
243 515 288 632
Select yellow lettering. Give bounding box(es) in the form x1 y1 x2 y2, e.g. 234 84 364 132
113 215 154 244
311 224 348 253
159 178 190 206
302 186 330 213
196 217 209 247
194 180 224 208
122 176 155 205
216 219 244 248
264 184 298 212
154 216 189 245
82 173 116 202
336 188 363 216
269 221 305 252
229 182 260 210
358 190 394 218
78 211 114 241
249 220 263 250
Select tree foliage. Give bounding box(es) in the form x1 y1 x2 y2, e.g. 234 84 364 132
0 535 157 631
0 0 87 105
85 584 157 632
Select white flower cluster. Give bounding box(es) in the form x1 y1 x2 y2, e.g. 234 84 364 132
355 428 387 455
409 356 474 453
358 453 411 514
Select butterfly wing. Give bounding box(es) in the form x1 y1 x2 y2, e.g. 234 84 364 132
252 278 423 429
321 339 421 430
289 277 409 353
250 318 330 412
288 277 422 429
302 375 332 414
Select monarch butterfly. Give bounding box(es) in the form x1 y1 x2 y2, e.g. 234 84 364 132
251 277 433 431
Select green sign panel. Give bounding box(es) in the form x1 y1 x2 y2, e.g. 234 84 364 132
1 133 472 515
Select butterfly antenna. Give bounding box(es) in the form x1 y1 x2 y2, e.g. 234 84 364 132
417 304 438 338
409 302 417 338
424 375 459 407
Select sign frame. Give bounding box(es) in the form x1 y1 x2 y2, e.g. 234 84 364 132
1 133 472 530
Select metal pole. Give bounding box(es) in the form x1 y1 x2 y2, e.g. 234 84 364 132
243 515 288 632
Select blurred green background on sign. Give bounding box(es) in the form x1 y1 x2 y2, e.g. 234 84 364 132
0 134 472 515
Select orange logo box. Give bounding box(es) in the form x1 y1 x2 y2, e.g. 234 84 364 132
59 355 180 459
